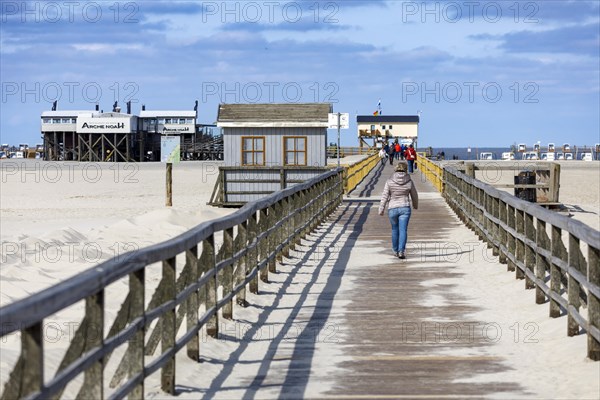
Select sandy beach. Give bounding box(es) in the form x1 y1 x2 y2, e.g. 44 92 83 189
1 158 598 398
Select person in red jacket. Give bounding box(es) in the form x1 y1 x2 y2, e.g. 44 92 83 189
394 142 401 160
404 144 417 173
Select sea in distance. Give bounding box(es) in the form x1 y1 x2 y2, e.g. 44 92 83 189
422 146 598 160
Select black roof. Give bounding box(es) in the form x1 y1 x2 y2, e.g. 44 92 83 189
356 115 419 123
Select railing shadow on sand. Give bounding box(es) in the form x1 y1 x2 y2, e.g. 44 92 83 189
0 169 346 400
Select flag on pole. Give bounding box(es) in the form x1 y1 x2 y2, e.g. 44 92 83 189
373 99 382 116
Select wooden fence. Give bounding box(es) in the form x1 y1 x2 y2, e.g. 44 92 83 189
209 153 380 206
208 166 331 207
452 161 561 204
419 159 561 204
0 169 345 399
326 146 376 158
440 165 599 360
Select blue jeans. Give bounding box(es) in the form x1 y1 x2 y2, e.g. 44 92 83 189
388 207 412 253
407 160 414 173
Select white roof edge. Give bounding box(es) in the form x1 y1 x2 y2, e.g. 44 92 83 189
41 111 99 117
139 111 196 117
217 122 328 128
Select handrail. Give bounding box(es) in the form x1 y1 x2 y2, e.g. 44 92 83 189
326 146 375 157
417 157 444 192
342 153 380 193
0 168 345 399
441 165 599 361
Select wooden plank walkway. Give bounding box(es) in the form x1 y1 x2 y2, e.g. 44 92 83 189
306 161 522 398
178 161 526 398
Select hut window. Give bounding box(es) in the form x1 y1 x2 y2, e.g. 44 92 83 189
241 136 265 166
284 136 307 166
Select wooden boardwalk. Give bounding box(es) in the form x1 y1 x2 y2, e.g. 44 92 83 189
303 161 521 398
186 160 527 399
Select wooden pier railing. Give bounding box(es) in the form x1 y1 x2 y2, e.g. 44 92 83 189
417 155 444 192
424 163 599 360
342 153 380 194
0 169 344 399
326 146 375 159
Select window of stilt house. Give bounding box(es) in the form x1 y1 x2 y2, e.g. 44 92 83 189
241 136 265 166
283 136 307 166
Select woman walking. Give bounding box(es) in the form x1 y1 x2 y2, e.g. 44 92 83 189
404 144 417 173
378 162 418 259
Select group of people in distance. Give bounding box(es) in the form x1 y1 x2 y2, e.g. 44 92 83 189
378 141 417 173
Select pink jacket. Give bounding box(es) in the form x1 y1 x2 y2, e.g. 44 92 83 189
378 172 419 214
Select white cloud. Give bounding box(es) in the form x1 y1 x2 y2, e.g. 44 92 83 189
71 43 145 53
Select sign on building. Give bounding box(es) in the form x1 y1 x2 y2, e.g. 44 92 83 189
77 117 132 133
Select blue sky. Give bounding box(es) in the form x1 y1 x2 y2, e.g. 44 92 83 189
1 0 599 147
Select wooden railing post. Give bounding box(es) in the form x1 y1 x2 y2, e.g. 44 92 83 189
204 235 218 338
550 226 567 318
129 268 145 399
507 205 516 272
338 170 344 207
588 244 600 360
186 245 200 361
3 323 45 400
567 234 586 336
248 212 259 294
492 197 500 256
235 221 248 306
313 183 320 230
550 162 560 202
524 213 536 289
292 193 300 250
161 256 176 394
535 220 551 304
78 291 105 399
498 199 508 264
282 198 291 258
515 210 525 280
222 227 234 320
269 204 278 273
300 189 309 241
259 208 269 283
274 200 284 264
465 162 475 178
